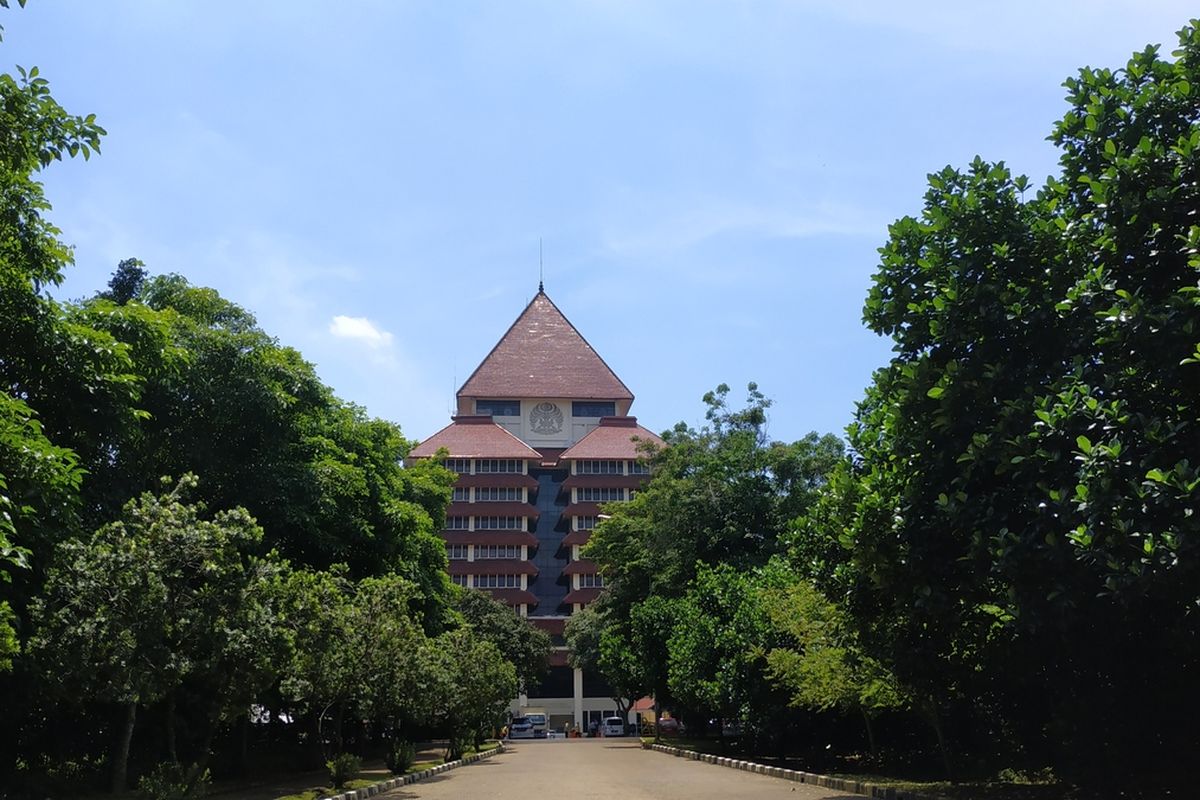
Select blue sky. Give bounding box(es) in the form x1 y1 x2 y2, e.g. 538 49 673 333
6 2 1194 444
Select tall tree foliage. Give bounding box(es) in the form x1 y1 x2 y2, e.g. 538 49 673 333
839 21 1200 787
28 476 286 792
586 383 842 618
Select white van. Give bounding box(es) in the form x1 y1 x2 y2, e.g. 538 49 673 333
523 708 548 738
601 716 625 737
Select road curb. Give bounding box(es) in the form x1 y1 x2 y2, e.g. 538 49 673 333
319 743 505 800
642 742 945 800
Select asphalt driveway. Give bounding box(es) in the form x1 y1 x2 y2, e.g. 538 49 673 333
379 738 856 800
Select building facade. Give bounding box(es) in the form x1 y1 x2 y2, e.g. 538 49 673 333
409 287 662 732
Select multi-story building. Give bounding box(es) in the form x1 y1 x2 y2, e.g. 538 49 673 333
409 286 662 732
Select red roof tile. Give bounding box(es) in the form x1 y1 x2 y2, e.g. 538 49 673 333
453 473 539 489
560 417 664 461
562 502 601 518
439 531 539 548
409 416 541 459
484 588 540 607
447 502 540 519
563 587 602 605
560 475 647 491
561 530 591 547
448 559 538 576
529 617 566 635
457 291 633 402
561 559 598 576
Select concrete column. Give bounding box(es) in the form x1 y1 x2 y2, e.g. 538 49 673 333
573 667 584 728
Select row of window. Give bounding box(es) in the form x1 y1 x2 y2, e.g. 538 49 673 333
445 516 526 530
442 458 526 475
576 460 650 475
475 400 617 418
447 544 523 560
451 571 602 589
441 458 649 476
452 487 524 502
476 574 522 588
576 487 628 502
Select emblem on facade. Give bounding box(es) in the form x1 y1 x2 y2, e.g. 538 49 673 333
529 402 564 434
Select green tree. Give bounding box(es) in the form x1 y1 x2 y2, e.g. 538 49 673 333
587 383 842 618
28 476 285 792
423 628 516 758
666 564 788 738
761 579 906 760
454 588 550 693
839 21 1200 787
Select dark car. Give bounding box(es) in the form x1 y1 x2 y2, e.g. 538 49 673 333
656 717 685 734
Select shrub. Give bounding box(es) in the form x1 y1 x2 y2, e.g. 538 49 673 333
326 752 360 789
137 762 210 800
384 739 416 774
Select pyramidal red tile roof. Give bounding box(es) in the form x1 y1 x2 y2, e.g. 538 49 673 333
457 290 634 402
559 416 664 461
408 415 542 459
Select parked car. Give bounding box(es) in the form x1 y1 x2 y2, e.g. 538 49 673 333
508 717 535 739
656 716 685 734
601 716 626 737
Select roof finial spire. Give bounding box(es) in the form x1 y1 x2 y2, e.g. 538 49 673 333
538 237 544 293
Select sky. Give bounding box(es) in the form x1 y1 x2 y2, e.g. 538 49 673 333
5 1 1195 444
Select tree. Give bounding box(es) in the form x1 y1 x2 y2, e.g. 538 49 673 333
587 383 842 618
761 579 906 760
666 564 789 740
99 257 147 305
454 588 550 693
422 628 516 758
838 21 1200 788
28 476 285 792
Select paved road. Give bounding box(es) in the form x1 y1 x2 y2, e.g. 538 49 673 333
379 738 856 800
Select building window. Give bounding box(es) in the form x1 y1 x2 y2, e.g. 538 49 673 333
476 459 523 474
451 575 469 587
476 545 521 559
476 574 520 588
476 516 524 530
447 545 468 560
476 487 521 502
576 516 597 531
627 460 650 475
579 573 605 588
576 460 623 475
452 487 470 502
577 487 625 502
445 516 469 530
443 458 470 474
476 399 521 417
572 401 615 417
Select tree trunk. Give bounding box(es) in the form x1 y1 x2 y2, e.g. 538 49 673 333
111 701 138 794
237 714 250 775
165 692 178 764
860 706 879 760
653 699 661 742
186 714 218 785
333 701 345 753
924 700 954 781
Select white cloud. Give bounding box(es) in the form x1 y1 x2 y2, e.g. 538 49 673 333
329 315 394 349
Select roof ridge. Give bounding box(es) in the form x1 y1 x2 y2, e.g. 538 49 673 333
457 290 634 402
